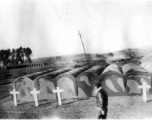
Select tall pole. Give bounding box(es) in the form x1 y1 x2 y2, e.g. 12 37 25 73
78 30 89 66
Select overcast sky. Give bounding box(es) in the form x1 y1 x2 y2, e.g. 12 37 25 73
0 0 152 59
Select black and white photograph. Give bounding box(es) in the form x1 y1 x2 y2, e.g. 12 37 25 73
1 0 152 119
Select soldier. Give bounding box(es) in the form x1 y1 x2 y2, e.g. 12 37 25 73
95 83 108 119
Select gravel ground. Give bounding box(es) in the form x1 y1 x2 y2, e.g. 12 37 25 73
1 94 152 119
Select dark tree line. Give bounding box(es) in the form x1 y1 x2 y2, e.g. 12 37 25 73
0 47 32 66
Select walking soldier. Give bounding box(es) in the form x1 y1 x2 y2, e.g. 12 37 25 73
95 83 108 119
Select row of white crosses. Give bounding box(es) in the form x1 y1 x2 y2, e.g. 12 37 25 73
9 81 151 106
10 87 63 106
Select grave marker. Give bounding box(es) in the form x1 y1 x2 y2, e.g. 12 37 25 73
138 82 151 103
53 87 63 105
13 77 35 102
10 89 19 106
30 88 40 106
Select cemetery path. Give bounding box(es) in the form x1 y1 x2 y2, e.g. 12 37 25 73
108 94 152 119
1 95 152 119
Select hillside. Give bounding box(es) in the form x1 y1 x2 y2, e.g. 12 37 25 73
30 45 152 65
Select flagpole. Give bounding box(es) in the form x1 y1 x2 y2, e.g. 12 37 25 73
78 30 89 66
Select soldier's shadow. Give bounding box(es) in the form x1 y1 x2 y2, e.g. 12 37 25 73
18 109 39 119
0 105 8 119
147 100 152 102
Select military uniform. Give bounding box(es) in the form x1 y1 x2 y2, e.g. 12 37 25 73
96 87 108 119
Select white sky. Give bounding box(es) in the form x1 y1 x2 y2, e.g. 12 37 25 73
0 0 152 59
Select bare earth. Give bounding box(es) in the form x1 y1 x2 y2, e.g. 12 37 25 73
1 94 152 119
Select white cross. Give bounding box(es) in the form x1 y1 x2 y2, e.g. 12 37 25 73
53 87 63 105
10 89 19 106
30 88 40 106
138 82 151 103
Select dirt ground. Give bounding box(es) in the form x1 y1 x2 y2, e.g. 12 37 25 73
1 94 152 119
